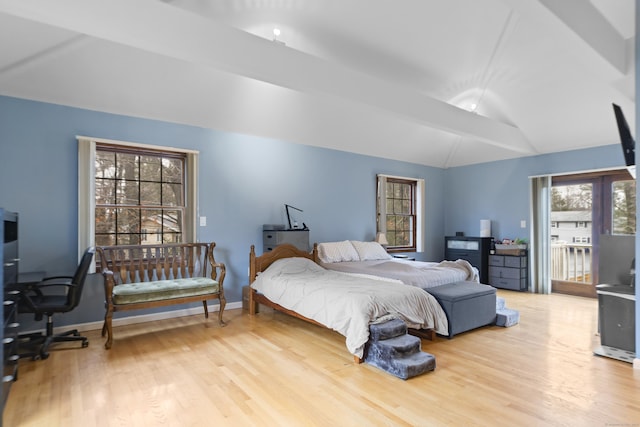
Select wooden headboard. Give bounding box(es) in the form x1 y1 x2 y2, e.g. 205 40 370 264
249 243 318 283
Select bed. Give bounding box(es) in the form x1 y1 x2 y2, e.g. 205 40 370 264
317 240 479 290
316 240 499 337
248 244 448 363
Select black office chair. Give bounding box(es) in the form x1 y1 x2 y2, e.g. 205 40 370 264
18 247 94 360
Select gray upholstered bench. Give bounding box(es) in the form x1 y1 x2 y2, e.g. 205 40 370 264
426 282 496 337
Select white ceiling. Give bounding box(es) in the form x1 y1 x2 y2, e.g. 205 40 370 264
0 0 635 168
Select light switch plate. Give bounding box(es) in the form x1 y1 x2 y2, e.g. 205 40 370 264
520 220 526 228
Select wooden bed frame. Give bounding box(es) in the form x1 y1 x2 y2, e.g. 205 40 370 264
248 243 363 363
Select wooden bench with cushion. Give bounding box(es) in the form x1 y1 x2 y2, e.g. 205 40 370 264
96 242 226 349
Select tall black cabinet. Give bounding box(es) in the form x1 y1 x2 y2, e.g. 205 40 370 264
444 236 492 284
1 209 19 419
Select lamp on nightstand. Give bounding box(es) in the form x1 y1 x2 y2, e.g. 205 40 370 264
375 232 389 246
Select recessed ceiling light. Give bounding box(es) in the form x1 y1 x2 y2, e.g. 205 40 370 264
272 27 285 45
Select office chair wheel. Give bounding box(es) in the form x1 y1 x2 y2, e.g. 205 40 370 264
32 352 49 361
82 340 89 348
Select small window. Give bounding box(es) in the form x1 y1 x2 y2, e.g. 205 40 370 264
377 176 418 251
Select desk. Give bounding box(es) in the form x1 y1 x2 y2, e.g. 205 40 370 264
18 271 45 286
7 272 46 293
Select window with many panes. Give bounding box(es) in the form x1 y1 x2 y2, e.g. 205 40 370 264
94 145 186 246
377 177 417 251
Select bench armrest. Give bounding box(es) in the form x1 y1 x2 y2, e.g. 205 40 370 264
101 269 115 306
208 242 226 291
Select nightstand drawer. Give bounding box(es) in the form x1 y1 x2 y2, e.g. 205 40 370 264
262 230 309 252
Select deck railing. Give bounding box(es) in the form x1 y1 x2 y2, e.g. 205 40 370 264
550 242 592 282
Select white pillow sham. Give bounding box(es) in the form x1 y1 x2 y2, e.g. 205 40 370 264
317 241 360 263
350 240 392 261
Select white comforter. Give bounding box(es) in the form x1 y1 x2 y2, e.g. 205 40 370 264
251 257 448 359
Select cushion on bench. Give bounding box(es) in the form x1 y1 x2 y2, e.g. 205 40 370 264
112 277 220 305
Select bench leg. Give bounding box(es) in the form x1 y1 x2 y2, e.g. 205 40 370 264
103 310 113 349
202 300 209 318
217 295 226 326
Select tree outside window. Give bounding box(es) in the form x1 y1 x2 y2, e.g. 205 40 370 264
384 179 416 249
95 147 185 246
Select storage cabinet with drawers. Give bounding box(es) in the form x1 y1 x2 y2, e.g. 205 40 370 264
2 209 19 414
444 236 492 284
263 230 309 253
489 253 528 291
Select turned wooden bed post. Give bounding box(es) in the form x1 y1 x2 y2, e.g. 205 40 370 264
248 245 258 315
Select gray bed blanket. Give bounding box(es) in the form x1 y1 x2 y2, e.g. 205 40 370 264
321 259 479 290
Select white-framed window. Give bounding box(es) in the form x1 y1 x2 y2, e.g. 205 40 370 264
78 136 199 268
376 174 424 252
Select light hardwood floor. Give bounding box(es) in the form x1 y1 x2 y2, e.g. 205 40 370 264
4 291 640 427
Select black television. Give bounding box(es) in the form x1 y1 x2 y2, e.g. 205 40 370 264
612 103 635 176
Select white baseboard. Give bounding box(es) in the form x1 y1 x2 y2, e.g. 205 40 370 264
634 358 640 369
39 301 241 335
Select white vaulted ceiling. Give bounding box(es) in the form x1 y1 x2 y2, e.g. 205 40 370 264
0 0 635 167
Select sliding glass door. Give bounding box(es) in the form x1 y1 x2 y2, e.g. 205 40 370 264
550 170 635 297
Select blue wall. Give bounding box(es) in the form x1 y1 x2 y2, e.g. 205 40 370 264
1 95 636 359
443 145 624 240
0 95 444 327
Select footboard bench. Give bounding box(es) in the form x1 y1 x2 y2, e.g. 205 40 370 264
96 242 226 349
426 281 496 338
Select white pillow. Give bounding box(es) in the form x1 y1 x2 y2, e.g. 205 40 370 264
317 241 360 263
350 241 392 261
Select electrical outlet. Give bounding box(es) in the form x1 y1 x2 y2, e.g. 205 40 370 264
200 216 207 226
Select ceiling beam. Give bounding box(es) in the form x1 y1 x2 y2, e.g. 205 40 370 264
540 0 628 75
504 0 629 79
0 0 534 154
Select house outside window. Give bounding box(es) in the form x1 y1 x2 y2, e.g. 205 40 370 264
572 236 585 243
